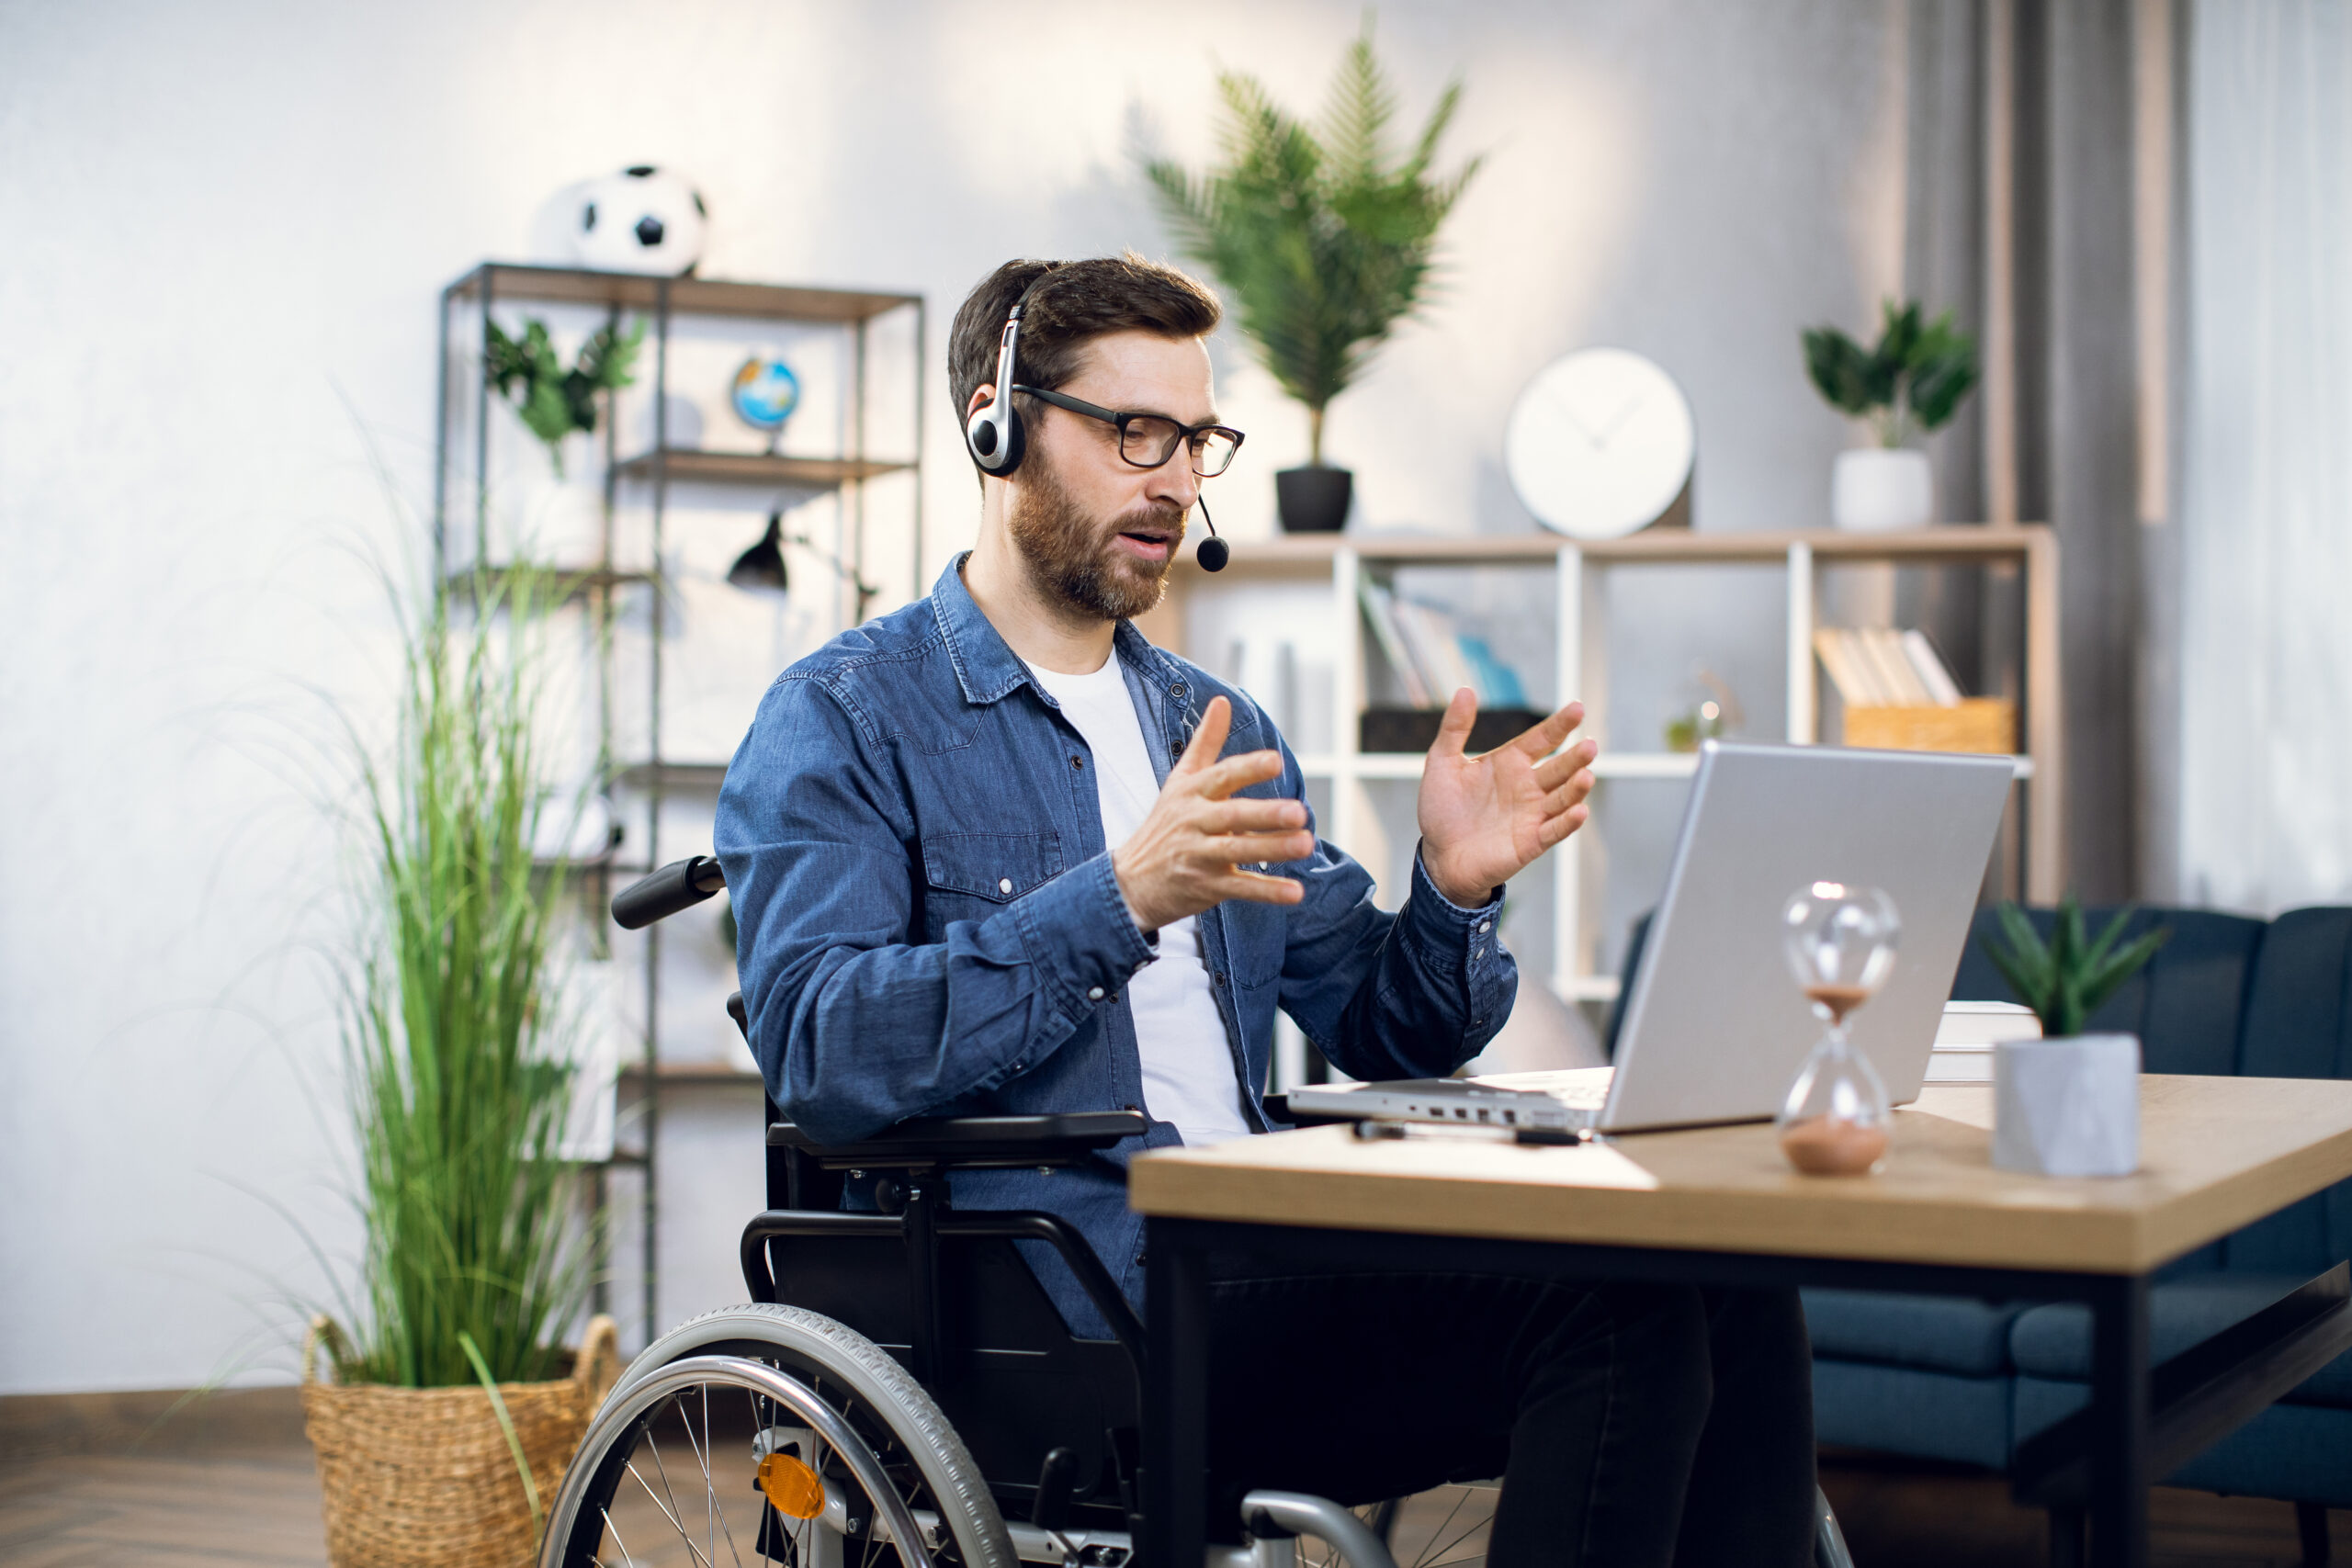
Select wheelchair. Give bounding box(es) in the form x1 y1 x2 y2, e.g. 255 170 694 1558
541 855 1856 1568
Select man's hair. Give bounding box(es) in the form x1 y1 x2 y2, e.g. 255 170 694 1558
948 253 1222 473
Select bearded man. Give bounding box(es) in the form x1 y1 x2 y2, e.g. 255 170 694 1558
716 254 1817 1568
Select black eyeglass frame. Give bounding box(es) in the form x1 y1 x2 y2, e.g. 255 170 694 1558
1011 383 1246 477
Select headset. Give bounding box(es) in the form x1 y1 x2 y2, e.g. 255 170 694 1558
964 267 1228 572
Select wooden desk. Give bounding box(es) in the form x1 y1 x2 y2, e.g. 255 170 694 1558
1130 1077 2352 1568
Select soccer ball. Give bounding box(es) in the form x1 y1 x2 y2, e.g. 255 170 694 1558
571 165 707 276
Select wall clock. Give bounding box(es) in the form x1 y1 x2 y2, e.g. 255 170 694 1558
1504 348 1696 539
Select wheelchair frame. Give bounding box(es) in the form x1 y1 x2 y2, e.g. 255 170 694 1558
549 855 1853 1568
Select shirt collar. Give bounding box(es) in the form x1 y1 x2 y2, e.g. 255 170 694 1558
929 552 1184 705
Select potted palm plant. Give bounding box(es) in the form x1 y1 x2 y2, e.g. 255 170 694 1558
1802 299 1979 531
1145 22 1479 532
302 562 616 1567
1979 897 2169 1178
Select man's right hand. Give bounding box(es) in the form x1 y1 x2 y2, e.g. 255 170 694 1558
1112 695 1312 933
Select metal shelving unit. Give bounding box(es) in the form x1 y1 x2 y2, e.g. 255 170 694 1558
1148 525 2060 1037
434 262 924 1344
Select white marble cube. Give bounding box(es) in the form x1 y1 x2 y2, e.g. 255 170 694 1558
1992 1033 2142 1178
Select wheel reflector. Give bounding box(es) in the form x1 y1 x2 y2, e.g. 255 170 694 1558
759 1451 826 1519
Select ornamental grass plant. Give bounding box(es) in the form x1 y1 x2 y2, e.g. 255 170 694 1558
327 562 595 1390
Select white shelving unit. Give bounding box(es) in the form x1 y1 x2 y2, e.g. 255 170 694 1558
1145 526 2061 1020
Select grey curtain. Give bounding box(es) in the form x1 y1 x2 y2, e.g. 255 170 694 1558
1901 0 2154 902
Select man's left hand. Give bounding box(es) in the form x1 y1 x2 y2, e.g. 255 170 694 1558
1416 691 1599 908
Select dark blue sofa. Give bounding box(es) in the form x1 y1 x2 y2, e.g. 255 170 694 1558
1803 905 2352 1543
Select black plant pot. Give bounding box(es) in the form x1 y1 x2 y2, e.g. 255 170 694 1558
1276 466 1353 533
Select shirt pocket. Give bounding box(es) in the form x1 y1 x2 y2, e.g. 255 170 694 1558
920 831 1067 940
1219 897 1289 989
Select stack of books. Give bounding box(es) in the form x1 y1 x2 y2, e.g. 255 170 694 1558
1814 626 2016 755
1925 1000 2042 1084
1813 626 1965 708
1355 581 1544 753
1359 581 1529 709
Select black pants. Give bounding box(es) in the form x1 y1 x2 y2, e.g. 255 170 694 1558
1204 1270 1816 1568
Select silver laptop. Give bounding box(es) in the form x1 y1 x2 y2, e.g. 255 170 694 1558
1288 739 2016 1134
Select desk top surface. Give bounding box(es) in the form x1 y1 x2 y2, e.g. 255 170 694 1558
1126 1077 2352 1275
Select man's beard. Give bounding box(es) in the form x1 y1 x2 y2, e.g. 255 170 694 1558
1006 458 1186 623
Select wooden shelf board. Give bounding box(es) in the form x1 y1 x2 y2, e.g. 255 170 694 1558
614 450 914 487
447 264 920 324
1169 525 2051 575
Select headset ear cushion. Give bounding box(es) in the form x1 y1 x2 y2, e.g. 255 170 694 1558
993 404 1025 475
965 400 1026 475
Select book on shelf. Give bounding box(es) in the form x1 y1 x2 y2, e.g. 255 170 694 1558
1813 626 1965 709
1357 581 1530 710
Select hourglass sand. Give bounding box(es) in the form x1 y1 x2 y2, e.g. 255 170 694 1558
1777 882 1901 1176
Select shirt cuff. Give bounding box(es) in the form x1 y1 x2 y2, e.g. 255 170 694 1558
1413 846 1504 917
1012 850 1159 1018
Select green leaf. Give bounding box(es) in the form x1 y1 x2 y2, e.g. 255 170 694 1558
1905 309 1979 431
1139 20 1477 435
1803 327 1880 417
459 1330 543 1536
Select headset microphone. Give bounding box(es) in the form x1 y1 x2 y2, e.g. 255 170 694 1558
1194 492 1228 572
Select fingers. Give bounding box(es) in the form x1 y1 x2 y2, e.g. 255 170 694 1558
1171 695 1232 776
1538 802 1591 849
1510 700 1588 760
1204 796 1309 833
1218 868 1307 905
1195 747 1286 800
1429 687 1478 759
1199 830 1316 865
1532 739 1600 790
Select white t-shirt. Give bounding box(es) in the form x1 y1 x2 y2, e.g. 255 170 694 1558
1028 656 1254 1146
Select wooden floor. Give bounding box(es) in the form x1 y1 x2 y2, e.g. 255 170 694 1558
0 1440 2340 1566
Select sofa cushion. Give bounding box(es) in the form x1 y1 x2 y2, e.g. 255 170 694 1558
1814 1358 2015 1471
2229 908 2352 1277
2008 1272 2352 1408
1804 1289 2031 1377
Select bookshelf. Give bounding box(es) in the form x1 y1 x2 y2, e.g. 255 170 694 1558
435 263 925 1347
1141 525 2060 1023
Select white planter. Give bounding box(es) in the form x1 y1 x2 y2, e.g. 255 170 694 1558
1831 448 1934 532
1992 1033 2142 1178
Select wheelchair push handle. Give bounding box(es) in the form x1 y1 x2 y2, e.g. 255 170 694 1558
612 854 726 930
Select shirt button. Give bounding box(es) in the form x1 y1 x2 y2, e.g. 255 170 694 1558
1476 919 1492 934
1088 986 1105 1001
1171 682 1188 698
1070 754 1084 770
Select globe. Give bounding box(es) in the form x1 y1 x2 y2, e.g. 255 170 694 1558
732 356 801 431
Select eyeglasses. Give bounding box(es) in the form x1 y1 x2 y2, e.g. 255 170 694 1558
1012 384 1246 478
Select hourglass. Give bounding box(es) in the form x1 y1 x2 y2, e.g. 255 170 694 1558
1777 882 1901 1176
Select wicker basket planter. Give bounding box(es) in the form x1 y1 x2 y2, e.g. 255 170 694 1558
301 1314 620 1568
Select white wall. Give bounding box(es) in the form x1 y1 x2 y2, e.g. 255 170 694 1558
0 0 1901 1393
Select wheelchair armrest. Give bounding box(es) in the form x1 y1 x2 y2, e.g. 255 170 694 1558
766 1111 1148 1171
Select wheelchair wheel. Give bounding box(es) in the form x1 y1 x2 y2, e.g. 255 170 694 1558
541 1304 1016 1568
1363 1485 1494 1568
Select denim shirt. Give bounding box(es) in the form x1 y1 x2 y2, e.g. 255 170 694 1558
716 556 1516 1335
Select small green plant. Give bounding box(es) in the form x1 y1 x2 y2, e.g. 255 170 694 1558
1980 895 2170 1039
485 316 645 476
328 561 595 1388
1143 18 1479 466
1803 299 1979 448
